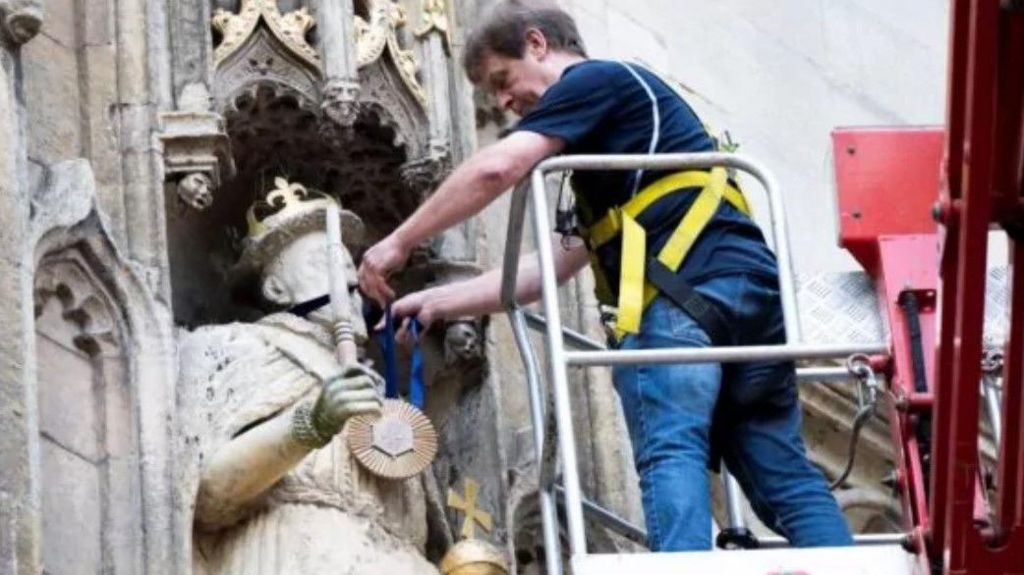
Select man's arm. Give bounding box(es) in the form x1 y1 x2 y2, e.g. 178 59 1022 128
359 131 565 303
392 233 590 326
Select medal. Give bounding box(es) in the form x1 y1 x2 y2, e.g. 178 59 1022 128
348 311 437 479
347 399 437 479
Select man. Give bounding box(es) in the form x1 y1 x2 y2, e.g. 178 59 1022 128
358 0 852 551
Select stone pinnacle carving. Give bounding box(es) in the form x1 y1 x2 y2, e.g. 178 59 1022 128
414 0 452 53
0 0 42 45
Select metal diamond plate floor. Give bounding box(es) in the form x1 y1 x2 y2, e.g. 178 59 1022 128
795 268 1008 350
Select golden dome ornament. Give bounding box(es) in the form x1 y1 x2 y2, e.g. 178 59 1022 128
439 539 509 575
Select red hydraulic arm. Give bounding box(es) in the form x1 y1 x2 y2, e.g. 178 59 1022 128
835 127 944 575
930 1 1024 573
833 3 1024 573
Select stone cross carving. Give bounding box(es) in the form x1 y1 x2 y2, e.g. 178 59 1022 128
447 478 493 539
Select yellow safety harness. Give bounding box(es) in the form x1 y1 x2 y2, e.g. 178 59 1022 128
562 62 754 342
581 167 751 341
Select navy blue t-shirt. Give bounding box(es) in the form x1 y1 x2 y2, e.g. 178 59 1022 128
514 60 778 288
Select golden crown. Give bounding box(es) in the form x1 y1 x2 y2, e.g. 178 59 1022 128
233 177 365 280
245 177 332 239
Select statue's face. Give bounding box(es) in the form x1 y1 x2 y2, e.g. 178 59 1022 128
263 230 367 341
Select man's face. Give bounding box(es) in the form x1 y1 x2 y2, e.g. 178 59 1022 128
479 50 553 117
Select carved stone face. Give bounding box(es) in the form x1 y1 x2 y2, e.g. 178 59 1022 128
444 320 482 365
261 230 367 341
178 172 214 210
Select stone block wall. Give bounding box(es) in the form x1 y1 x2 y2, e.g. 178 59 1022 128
22 0 131 247
1 1 179 573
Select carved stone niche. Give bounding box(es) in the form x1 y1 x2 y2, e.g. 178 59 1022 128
169 0 451 326
33 255 140 574
211 0 323 109
208 0 450 190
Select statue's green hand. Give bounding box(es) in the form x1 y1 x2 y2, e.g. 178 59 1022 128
311 363 383 439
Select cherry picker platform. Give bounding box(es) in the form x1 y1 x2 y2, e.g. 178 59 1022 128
498 3 1024 574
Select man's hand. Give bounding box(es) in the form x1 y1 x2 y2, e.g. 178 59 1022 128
391 289 438 328
384 289 440 348
311 363 383 440
358 234 408 305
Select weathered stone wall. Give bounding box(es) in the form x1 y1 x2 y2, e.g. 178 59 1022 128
0 1 180 573
22 0 172 279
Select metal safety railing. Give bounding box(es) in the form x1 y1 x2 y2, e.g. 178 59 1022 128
529 310 906 549
500 153 894 574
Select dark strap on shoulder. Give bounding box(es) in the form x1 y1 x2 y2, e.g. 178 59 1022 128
645 259 732 347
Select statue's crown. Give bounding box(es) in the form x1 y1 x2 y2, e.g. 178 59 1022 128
233 177 364 281
245 177 331 239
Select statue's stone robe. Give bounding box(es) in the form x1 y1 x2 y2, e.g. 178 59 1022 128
178 313 437 574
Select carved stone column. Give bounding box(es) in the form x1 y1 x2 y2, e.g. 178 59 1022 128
0 3 44 572
415 0 453 157
316 0 362 127
117 0 174 301
167 0 215 104
405 1 468 260
394 0 452 193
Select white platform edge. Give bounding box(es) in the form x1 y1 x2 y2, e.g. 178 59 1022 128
572 544 922 575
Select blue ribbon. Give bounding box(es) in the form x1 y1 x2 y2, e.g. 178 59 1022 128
379 306 426 409
381 308 399 400
408 320 425 408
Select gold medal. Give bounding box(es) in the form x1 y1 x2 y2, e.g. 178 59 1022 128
346 399 437 479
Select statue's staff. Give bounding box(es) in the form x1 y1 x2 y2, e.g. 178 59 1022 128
325 203 359 365
327 202 438 479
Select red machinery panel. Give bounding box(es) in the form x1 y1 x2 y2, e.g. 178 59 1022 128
833 127 945 574
833 128 944 276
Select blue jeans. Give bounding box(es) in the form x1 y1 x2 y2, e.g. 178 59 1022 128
612 273 853 551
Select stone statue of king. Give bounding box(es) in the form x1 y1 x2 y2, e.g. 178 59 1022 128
176 178 438 574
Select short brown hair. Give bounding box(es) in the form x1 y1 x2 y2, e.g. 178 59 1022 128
463 0 587 84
